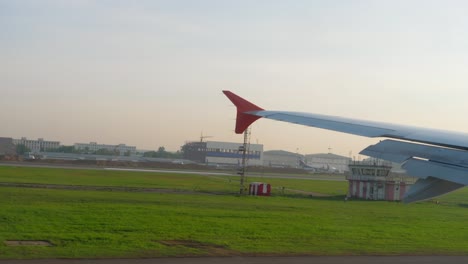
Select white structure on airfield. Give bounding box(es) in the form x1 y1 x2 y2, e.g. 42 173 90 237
347 160 416 201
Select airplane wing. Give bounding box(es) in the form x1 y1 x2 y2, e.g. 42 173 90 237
223 90 468 203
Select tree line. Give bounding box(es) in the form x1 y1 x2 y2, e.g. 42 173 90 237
142 146 182 159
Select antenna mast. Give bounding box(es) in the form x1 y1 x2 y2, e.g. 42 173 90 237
238 127 251 194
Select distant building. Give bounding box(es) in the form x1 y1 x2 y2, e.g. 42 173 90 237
263 150 303 168
304 153 351 173
182 141 263 166
182 141 207 163
0 137 16 155
74 142 136 156
12 137 60 153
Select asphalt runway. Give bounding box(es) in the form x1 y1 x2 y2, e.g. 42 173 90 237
104 167 232 176
0 162 346 181
1 256 468 264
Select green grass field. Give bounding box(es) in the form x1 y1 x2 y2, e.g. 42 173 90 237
1 165 468 258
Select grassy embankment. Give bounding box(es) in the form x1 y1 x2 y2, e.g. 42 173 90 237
1 166 468 258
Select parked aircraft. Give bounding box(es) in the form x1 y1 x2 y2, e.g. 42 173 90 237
223 90 468 203
298 159 339 173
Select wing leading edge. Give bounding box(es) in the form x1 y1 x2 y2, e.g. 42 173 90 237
222 90 468 203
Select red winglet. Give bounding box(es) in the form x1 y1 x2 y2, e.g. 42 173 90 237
223 91 264 134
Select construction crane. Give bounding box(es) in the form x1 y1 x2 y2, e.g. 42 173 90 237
199 132 213 142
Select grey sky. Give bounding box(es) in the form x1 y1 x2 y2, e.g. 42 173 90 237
2 0 468 156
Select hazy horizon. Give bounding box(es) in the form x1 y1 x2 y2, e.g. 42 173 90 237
2 0 468 157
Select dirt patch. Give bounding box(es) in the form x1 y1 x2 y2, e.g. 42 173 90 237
159 240 238 256
285 188 332 197
5 240 53 246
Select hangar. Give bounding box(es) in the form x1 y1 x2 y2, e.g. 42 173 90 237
263 150 302 168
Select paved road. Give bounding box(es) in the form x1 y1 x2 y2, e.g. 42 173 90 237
1 256 468 264
105 167 346 181
104 167 232 176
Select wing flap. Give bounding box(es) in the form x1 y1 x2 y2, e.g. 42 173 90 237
361 140 468 167
362 140 468 202
404 177 465 203
402 158 468 185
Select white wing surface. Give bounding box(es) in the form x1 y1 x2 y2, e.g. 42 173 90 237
223 90 468 203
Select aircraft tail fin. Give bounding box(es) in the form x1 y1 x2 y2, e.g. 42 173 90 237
299 159 307 167
223 91 264 134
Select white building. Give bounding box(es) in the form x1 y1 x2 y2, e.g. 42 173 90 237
74 142 136 156
12 137 60 153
